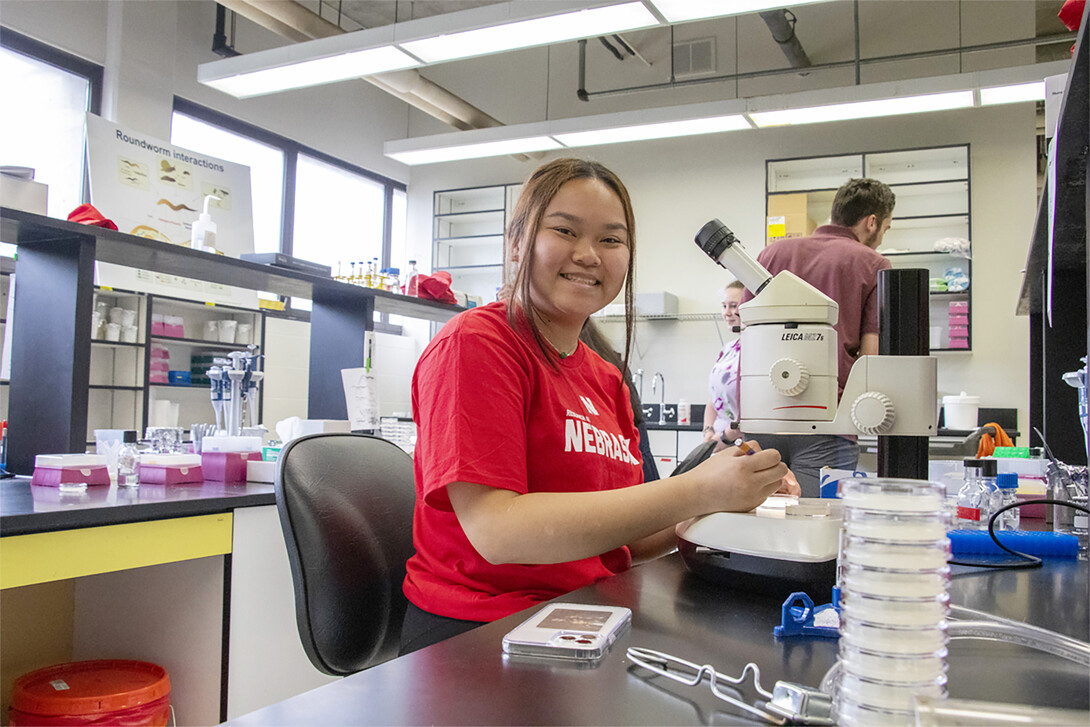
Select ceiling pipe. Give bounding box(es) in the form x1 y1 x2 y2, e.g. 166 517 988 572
223 0 343 40
216 0 313 43
759 9 811 69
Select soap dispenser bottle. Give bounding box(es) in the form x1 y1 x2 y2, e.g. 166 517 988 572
191 195 221 252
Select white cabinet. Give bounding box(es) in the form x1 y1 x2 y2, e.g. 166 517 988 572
432 183 520 304
767 145 971 351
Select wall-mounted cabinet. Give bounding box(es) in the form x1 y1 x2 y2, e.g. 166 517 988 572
432 183 520 304
767 145 971 351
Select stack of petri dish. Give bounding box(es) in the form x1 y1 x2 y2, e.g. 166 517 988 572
835 478 951 726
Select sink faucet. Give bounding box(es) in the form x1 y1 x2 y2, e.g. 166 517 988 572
634 368 644 400
651 372 665 424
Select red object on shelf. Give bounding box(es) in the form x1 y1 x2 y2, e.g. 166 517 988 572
66 204 118 231
9 660 170 726
415 271 458 305
1059 0 1085 31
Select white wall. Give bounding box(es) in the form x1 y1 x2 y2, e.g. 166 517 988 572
404 102 1037 439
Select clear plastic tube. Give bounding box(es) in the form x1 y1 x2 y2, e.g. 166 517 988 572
914 696 1090 726
947 619 1090 667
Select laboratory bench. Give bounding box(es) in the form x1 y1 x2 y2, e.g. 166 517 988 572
223 552 1088 726
0 477 336 725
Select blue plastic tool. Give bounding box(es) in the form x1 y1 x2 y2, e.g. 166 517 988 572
773 590 840 639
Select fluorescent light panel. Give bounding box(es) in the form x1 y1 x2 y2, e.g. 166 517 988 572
649 0 833 23
554 115 749 147
980 81 1046 105
203 46 419 98
387 136 563 165
750 90 975 127
400 2 658 63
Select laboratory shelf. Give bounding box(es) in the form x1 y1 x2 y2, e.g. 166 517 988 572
151 335 254 350
1 207 463 474
433 234 505 243
90 340 146 348
88 384 143 391
767 144 972 352
437 264 503 272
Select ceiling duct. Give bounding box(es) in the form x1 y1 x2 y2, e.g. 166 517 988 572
758 9 811 69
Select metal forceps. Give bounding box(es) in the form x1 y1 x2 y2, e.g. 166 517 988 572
626 647 785 724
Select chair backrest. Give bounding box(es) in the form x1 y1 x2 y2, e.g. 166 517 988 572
274 432 415 676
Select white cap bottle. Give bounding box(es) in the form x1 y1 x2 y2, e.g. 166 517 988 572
191 195 221 252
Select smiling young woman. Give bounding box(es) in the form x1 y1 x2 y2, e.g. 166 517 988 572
400 158 791 655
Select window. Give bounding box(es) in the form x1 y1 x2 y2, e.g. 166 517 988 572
170 99 407 314
0 28 102 221
170 112 284 255
293 153 385 276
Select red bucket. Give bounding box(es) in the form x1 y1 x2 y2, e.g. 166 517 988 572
9 660 170 726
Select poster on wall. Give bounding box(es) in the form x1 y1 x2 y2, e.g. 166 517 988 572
85 113 258 308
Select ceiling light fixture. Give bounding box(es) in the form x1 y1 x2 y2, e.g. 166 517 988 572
400 2 659 64
386 134 564 166
552 115 750 147
201 46 420 98
979 81 1046 106
749 91 975 127
383 61 1067 166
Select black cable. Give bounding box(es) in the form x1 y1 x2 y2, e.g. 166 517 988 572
948 499 1089 569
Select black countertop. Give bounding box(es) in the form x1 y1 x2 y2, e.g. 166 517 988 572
224 554 1088 726
0 477 275 536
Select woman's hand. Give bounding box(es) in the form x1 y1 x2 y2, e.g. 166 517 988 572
689 440 788 514
701 426 717 443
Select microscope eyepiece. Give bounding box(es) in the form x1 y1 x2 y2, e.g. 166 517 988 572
695 219 740 263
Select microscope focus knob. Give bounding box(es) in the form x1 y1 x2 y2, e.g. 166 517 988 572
851 391 896 435
769 358 810 397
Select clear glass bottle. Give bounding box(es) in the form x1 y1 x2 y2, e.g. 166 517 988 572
992 472 1020 530
370 257 380 288
406 260 420 297
955 458 986 529
117 429 140 487
363 260 374 288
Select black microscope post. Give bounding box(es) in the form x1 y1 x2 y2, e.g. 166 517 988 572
877 268 931 479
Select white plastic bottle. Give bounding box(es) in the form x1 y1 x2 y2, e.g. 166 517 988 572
677 398 691 425
190 195 221 252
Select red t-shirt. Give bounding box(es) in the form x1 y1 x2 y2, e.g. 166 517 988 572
749 225 891 396
403 301 644 622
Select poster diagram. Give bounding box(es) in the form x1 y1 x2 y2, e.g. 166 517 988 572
85 114 258 307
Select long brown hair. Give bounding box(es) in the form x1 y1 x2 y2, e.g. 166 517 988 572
500 158 636 372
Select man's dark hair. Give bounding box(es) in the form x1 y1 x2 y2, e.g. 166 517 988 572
830 178 896 227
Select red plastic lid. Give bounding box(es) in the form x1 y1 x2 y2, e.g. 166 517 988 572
11 660 170 716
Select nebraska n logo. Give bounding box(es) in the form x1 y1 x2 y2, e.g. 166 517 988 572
579 396 599 416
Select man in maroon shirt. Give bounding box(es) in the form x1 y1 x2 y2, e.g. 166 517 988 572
745 178 895 497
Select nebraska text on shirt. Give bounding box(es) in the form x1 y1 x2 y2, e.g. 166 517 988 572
563 414 640 466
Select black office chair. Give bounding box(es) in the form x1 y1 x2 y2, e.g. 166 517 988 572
274 432 416 676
